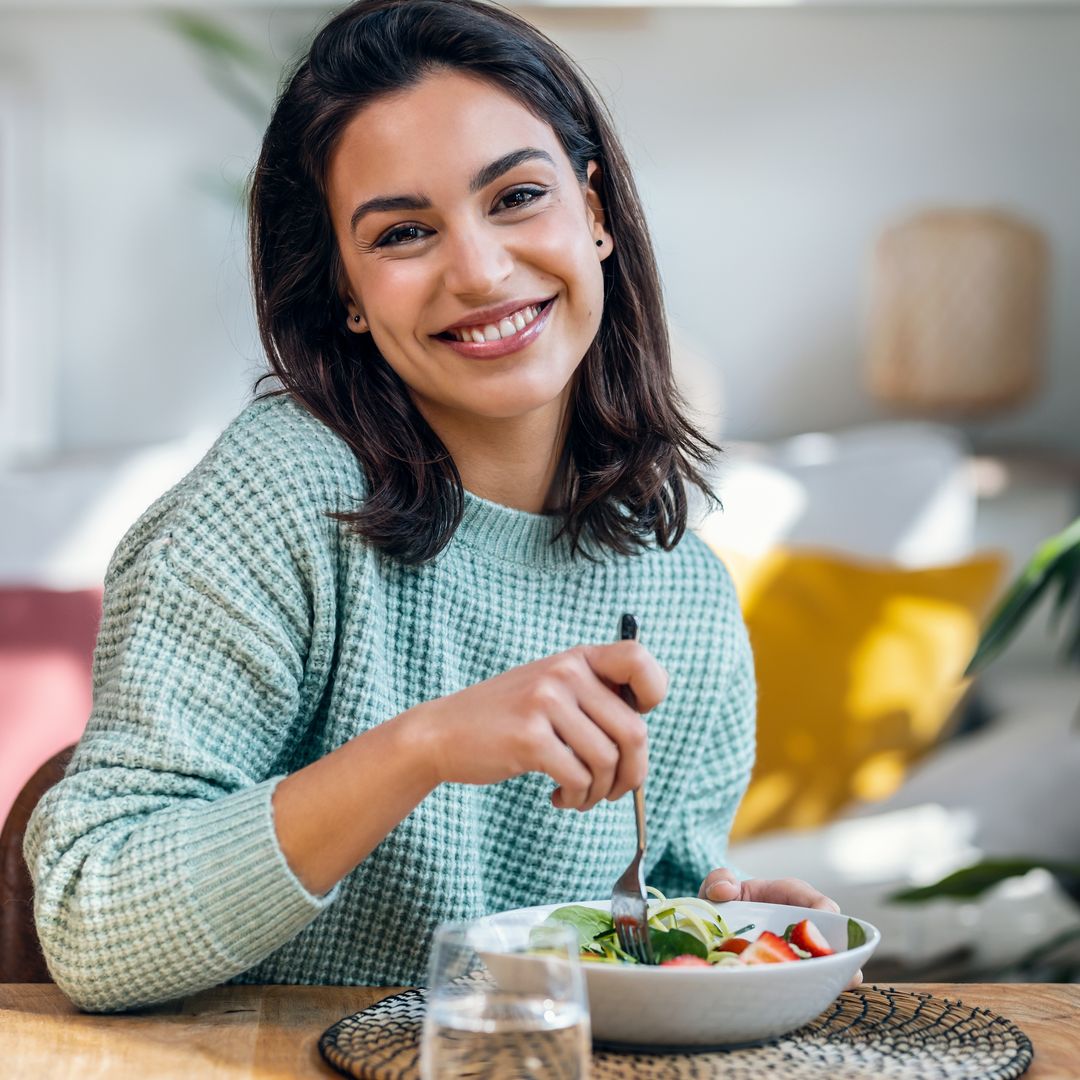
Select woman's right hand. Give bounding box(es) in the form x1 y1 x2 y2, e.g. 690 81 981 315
404 641 668 811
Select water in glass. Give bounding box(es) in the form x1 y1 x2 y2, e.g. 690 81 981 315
420 917 590 1079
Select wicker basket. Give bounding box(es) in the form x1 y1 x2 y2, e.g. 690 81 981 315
865 208 1048 414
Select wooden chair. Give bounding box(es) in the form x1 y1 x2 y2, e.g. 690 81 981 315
0 746 75 982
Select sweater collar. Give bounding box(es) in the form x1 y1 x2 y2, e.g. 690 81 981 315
453 488 592 569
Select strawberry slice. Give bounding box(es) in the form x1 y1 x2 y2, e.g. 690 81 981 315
659 954 711 967
716 937 750 955
739 930 799 964
789 919 834 958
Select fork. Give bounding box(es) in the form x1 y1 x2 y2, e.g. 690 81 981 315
609 612 655 965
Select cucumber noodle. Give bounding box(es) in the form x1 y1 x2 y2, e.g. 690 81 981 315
551 888 746 966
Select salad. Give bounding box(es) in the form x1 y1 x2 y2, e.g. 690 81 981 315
543 887 866 968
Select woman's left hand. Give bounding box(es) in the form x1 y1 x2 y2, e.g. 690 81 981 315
699 867 838 911
698 868 863 989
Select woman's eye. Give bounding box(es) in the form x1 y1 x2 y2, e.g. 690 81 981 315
496 186 548 212
370 189 547 248
376 224 428 248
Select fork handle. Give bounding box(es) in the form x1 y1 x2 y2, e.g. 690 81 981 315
617 613 647 857
619 681 647 856
632 784 647 857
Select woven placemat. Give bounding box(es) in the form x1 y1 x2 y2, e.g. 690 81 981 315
319 984 1033 1079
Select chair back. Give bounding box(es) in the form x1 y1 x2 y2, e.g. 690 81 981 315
0 746 75 982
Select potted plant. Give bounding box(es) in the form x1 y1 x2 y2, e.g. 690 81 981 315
888 516 1080 980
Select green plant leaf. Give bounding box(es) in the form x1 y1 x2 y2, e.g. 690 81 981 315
1007 924 1080 975
202 66 275 127
157 11 282 128
160 12 277 73
1049 544 1080 665
889 858 1080 904
847 919 867 949
1049 545 1080 621
966 516 1080 675
1062 624 1080 665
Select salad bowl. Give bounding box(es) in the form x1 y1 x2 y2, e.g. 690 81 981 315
478 898 880 1048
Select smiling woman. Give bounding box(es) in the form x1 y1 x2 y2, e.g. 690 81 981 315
325 71 609 483
22 0 835 1015
249 0 715 563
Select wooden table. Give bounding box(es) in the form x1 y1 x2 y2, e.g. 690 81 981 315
0 983 1076 1078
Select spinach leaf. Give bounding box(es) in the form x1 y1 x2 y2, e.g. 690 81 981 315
649 927 708 963
544 906 613 949
847 919 867 950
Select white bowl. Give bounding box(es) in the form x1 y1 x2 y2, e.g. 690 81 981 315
480 899 880 1048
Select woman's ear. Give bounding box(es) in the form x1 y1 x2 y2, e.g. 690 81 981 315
344 296 369 334
584 160 614 260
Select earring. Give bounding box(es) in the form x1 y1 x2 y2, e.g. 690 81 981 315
596 239 603 247
353 314 362 323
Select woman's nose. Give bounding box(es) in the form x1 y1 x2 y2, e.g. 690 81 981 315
440 224 513 299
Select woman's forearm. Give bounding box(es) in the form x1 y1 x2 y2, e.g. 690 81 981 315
271 707 439 896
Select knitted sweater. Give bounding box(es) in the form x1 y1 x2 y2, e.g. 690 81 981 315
24 394 756 1013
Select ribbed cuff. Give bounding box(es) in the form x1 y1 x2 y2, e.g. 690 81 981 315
181 778 340 967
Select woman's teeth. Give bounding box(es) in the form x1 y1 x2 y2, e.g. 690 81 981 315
448 303 544 343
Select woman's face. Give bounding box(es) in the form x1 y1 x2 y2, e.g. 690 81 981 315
326 69 613 434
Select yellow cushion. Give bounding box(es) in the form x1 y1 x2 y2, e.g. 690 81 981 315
714 547 1006 840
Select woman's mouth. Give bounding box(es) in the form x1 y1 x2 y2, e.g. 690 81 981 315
432 298 556 359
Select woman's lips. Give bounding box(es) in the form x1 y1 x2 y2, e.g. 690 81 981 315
432 298 555 359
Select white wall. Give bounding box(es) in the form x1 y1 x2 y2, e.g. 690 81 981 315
556 7 1080 452
1 4 1078 456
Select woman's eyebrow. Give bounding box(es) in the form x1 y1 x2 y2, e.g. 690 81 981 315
349 147 555 233
469 147 554 194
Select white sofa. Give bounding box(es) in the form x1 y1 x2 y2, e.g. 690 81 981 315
694 419 1080 977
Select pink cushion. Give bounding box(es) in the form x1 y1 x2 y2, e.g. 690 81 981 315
0 589 102 830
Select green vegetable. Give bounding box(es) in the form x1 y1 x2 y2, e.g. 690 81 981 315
650 927 709 963
544 892 795 967
543 905 613 950
847 919 867 950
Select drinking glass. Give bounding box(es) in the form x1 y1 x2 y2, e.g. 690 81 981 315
420 915 591 1079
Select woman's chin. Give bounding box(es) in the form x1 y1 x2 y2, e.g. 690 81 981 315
448 374 577 423
473 394 570 424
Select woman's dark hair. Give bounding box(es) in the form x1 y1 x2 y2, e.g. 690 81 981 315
250 0 718 564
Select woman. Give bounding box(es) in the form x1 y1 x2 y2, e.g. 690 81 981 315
25 0 839 1013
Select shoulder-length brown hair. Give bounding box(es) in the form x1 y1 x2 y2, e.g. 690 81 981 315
250 0 718 565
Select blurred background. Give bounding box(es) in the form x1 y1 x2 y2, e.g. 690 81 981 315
2 0 1079 983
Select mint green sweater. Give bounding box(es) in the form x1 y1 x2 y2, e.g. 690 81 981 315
24 395 755 1013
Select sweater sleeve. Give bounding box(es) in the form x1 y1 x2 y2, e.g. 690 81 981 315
23 420 343 1012
648 572 757 897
